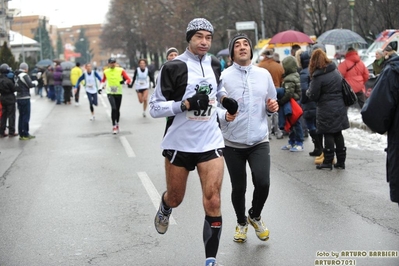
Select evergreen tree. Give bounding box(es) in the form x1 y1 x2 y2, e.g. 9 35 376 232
0 42 17 70
33 17 54 61
56 33 63 60
74 28 91 64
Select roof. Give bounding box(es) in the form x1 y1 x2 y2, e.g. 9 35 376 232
9 30 39 46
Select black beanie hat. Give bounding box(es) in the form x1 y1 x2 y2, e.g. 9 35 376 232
228 33 253 61
186 18 214 42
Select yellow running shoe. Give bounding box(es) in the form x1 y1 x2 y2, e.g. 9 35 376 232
247 216 269 241
233 223 248 243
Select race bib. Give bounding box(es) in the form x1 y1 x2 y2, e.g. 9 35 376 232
87 84 93 88
110 86 118 93
186 98 216 121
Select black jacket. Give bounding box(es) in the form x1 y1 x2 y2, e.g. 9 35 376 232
299 67 316 120
361 55 399 204
15 70 35 99
307 62 349 134
0 74 16 105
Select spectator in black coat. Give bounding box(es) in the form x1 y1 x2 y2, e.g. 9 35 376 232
0 63 17 137
307 49 349 170
361 55 399 206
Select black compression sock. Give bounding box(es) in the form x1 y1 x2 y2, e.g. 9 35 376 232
203 215 222 258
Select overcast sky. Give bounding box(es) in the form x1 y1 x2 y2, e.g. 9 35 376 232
9 0 111 27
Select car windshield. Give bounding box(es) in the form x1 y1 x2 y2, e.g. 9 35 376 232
365 41 384 54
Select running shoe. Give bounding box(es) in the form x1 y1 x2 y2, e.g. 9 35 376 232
116 124 119 133
142 111 146 118
90 116 95 121
247 215 269 241
205 257 220 266
233 223 248 243
112 126 118 134
290 145 304 152
154 201 172 234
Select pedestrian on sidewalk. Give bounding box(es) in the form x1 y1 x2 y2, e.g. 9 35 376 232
62 64 73 105
258 49 284 139
15 62 37 140
307 49 349 170
53 63 63 105
101 57 131 134
75 63 102 121
149 18 237 266
218 33 277 243
361 55 399 207
45 66 55 101
297 49 322 157
279 55 304 152
338 47 369 109
128 59 150 117
0 64 18 137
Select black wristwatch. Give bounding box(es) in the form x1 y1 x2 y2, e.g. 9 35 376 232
180 100 187 112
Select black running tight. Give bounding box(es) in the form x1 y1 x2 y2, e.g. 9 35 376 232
107 94 122 126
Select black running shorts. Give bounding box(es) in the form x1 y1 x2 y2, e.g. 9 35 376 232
162 148 224 171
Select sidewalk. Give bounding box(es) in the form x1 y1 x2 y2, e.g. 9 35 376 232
347 106 370 131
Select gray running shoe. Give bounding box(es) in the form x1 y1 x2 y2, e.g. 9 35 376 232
154 202 172 234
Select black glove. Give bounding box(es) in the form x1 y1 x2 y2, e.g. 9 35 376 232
97 88 102 94
127 82 133 88
187 93 209 111
222 97 238 114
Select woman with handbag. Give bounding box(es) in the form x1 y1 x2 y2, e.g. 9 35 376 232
307 49 349 170
338 47 369 108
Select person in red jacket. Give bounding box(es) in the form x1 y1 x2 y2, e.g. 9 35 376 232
338 47 369 108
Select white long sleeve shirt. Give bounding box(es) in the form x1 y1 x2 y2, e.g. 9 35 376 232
218 62 277 146
150 49 227 152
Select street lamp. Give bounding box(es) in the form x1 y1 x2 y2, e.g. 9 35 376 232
348 0 355 32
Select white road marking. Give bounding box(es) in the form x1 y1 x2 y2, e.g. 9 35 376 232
119 136 136 157
137 171 177 225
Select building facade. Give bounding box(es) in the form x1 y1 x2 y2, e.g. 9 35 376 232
0 0 14 47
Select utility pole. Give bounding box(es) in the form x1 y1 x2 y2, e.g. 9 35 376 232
260 0 265 39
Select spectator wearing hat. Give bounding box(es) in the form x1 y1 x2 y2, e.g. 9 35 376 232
258 48 284 139
0 63 18 137
279 55 305 152
338 47 369 108
15 62 38 140
150 18 238 266
101 57 131 134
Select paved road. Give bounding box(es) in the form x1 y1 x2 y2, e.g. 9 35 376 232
0 86 398 266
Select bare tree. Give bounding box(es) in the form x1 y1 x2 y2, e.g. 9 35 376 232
101 0 399 64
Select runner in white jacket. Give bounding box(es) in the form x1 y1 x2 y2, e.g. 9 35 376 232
218 33 278 244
